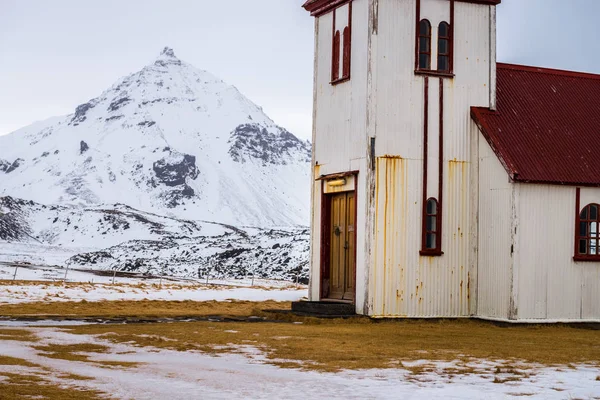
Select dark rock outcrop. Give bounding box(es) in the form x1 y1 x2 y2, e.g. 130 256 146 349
228 123 311 165
153 153 199 187
0 159 23 174
70 100 97 125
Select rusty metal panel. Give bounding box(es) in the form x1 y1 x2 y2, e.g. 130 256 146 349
476 133 513 320
366 0 493 317
515 185 600 321
371 156 471 317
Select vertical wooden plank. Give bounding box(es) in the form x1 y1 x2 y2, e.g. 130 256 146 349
346 192 357 300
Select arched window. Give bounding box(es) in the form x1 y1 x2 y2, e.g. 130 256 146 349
342 26 351 79
424 198 439 250
578 204 600 257
438 22 450 72
418 20 431 70
332 30 341 82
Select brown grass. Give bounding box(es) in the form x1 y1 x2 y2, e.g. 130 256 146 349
0 355 40 368
32 343 141 369
0 300 291 320
0 328 40 342
63 318 600 373
0 371 106 400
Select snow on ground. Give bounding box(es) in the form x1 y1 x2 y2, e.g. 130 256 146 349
1 328 599 399
0 283 307 305
0 262 307 304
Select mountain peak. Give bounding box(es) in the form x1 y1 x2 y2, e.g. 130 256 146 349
154 46 181 67
160 46 176 58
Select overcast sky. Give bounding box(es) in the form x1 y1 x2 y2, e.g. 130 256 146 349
1 0 599 140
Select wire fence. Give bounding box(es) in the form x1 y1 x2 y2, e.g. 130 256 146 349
0 261 306 289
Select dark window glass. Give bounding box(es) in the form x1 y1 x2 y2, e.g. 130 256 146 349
423 198 440 252
438 56 449 72
580 239 588 254
591 205 598 220
418 20 431 70
420 20 430 35
426 233 436 250
420 38 430 53
419 54 430 70
437 22 451 72
438 39 448 54
580 221 588 236
426 199 437 214
581 208 588 219
426 215 437 231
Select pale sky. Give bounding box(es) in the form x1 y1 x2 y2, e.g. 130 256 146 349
0 0 599 140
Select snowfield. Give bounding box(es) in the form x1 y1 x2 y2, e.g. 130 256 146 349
0 328 598 399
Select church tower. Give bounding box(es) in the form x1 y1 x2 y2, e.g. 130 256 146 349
303 0 500 317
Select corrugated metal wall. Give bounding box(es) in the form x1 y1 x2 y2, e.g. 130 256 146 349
476 130 513 320
514 185 600 321
367 0 493 317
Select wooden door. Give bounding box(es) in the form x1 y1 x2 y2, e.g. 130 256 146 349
328 192 356 301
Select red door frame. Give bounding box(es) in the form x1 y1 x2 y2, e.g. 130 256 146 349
319 171 358 303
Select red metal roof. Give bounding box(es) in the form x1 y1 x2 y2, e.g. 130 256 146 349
472 63 600 187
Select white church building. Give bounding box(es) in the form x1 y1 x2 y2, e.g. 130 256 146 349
302 0 600 322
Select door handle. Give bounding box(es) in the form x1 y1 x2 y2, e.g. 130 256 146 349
344 241 349 250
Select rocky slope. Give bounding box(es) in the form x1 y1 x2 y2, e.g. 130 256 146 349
0 196 309 282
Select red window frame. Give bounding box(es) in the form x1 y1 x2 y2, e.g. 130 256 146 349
576 203 600 261
438 22 451 72
332 30 341 82
421 197 442 255
417 19 431 71
331 3 352 85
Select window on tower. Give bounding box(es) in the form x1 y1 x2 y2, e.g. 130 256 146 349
418 20 431 70
421 197 442 254
438 22 451 72
331 4 352 84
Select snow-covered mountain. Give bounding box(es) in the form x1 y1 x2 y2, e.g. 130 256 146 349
0 196 309 282
0 47 311 227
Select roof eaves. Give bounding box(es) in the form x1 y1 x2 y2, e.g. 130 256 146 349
497 62 600 81
470 106 520 181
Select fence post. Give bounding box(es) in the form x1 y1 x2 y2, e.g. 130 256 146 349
112 269 117 285
63 265 69 282
12 265 18 281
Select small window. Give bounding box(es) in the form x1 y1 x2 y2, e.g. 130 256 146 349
332 30 341 82
423 198 440 251
418 20 431 70
438 22 450 72
578 204 600 258
331 5 351 84
342 26 351 79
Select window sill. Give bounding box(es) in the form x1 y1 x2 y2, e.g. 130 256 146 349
573 255 600 262
420 250 444 257
331 76 350 85
415 69 455 78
